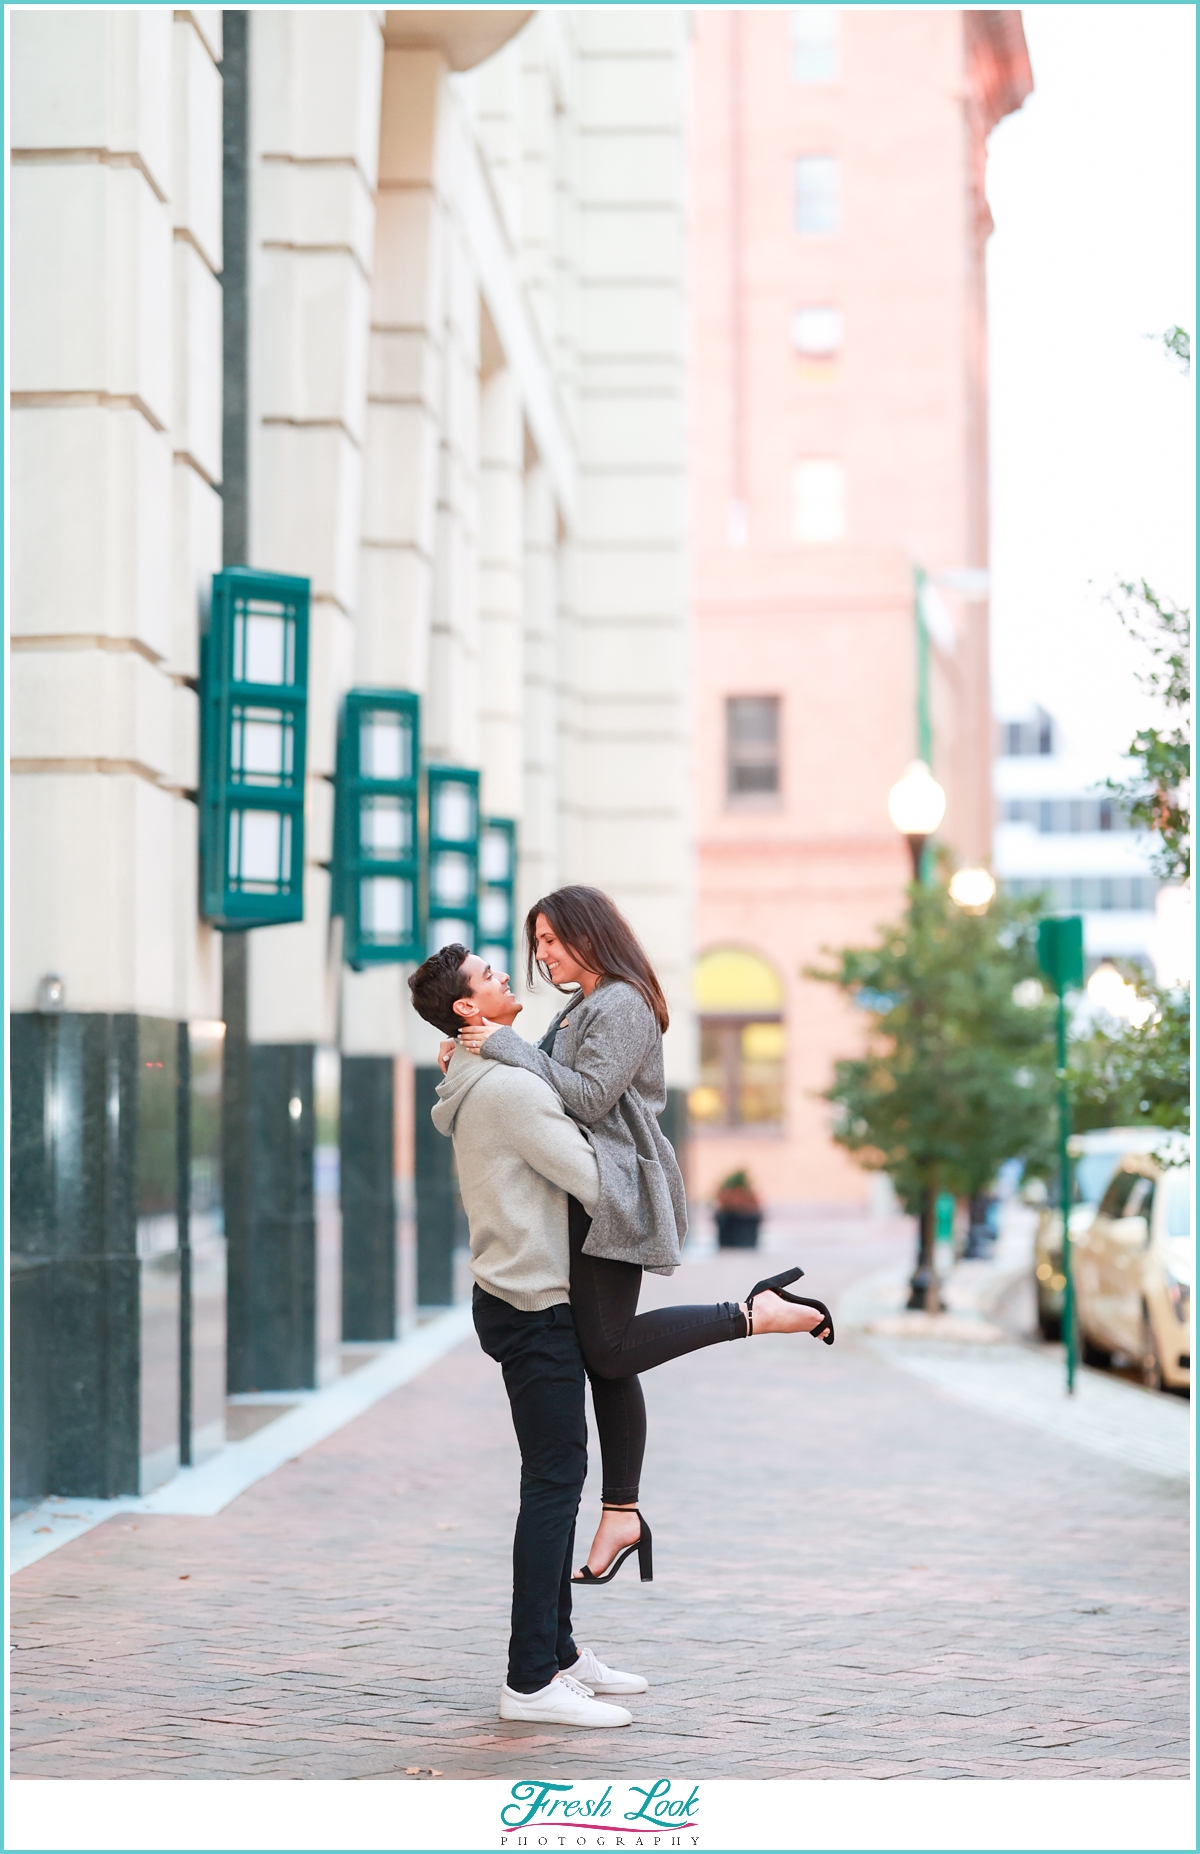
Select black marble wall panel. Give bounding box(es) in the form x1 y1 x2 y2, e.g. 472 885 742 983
9 1013 162 1499
241 1043 317 1390
137 1019 181 1491
340 1056 397 1341
188 1021 227 1463
177 1021 193 1463
222 933 251 1391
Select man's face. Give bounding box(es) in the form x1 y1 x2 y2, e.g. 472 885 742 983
454 954 522 1027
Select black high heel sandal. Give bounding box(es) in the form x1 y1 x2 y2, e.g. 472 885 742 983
572 1506 653 1585
745 1266 835 1345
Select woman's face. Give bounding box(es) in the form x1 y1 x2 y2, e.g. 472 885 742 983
534 914 594 987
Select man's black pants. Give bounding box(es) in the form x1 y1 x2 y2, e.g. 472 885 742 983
472 1286 587 1694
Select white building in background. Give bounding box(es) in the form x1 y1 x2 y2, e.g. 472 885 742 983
993 705 1160 969
10 8 692 1500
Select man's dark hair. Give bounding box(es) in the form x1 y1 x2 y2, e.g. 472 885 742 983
407 942 473 1037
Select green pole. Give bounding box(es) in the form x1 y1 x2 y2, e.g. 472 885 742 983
914 567 933 767
1057 987 1077 1394
1037 914 1083 1397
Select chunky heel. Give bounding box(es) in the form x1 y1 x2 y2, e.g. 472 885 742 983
745 1266 835 1345
573 1506 653 1586
637 1516 653 1582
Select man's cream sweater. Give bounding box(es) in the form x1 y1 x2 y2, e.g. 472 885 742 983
431 1046 600 1311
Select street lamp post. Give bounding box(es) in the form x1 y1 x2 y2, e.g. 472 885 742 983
886 760 948 1312
949 864 999 1258
887 760 947 883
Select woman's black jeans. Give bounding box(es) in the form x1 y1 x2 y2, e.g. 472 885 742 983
472 1286 586 1695
569 1197 747 1505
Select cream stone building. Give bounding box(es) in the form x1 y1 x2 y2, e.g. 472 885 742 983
10 8 692 1499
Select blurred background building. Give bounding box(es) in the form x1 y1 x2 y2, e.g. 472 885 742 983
10 7 692 1499
993 703 1160 969
687 7 1032 1206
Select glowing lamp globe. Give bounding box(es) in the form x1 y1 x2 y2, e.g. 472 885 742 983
1086 959 1154 1026
948 867 997 913
887 761 947 838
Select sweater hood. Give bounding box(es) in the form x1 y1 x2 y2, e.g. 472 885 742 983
431 1046 492 1134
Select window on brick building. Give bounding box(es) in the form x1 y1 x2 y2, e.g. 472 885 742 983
793 155 840 235
690 949 786 1131
792 306 844 358
791 459 846 542
791 7 839 83
726 696 781 798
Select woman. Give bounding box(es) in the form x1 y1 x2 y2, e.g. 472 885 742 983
456 886 833 1585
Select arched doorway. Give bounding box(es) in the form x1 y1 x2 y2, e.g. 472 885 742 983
689 949 785 1130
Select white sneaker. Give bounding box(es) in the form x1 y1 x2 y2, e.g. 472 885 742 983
564 1645 649 1695
499 1673 632 1728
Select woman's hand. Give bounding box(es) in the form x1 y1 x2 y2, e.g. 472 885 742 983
437 1039 456 1075
458 1021 502 1055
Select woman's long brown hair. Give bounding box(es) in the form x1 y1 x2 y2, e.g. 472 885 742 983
524 886 670 1032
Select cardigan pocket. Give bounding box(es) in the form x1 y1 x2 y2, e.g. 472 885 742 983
636 1153 680 1257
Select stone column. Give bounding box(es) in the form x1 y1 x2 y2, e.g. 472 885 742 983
230 8 383 1389
9 9 223 1496
345 45 451 1334
478 361 525 833
520 461 560 930
569 11 695 1164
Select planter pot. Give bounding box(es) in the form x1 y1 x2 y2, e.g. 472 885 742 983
716 1210 761 1249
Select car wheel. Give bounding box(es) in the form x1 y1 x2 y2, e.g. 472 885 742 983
1140 1307 1165 1393
1081 1332 1111 1368
1037 1305 1061 1342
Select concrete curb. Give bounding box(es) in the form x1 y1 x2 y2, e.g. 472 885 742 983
9 1304 475 1575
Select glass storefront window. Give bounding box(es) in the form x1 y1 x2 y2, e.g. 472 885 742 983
690 948 786 1130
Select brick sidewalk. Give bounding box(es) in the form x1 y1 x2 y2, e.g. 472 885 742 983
10 1224 1190 1779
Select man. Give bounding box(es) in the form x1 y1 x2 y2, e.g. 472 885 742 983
408 942 647 1729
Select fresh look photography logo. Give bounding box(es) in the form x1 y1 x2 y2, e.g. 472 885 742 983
500 1780 701 1846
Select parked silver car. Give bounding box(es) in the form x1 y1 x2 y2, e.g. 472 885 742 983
1073 1139 1191 1394
1033 1128 1155 1341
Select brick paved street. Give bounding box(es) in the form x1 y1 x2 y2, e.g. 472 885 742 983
10 1219 1190 1780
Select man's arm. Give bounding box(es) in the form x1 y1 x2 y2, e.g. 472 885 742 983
477 985 656 1124
500 1070 601 1213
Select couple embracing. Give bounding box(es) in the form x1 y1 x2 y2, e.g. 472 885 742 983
408 886 834 1730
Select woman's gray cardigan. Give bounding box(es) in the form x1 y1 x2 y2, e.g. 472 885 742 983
478 980 686 1272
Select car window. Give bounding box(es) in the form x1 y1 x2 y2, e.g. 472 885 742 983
1073 1152 1123 1207
1165 1167 1192 1237
1097 1167 1140 1220
1123 1176 1155 1221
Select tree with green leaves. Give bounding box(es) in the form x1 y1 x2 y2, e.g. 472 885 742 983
1070 580 1191 1138
1101 578 1190 884
810 874 1058 1310
1070 325 1192 1142
1071 983 1189 1136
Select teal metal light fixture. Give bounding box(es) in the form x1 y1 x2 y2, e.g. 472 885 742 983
478 818 517 974
426 766 480 954
200 568 310 928
334 690 422 967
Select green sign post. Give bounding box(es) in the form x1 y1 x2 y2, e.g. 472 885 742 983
1036 915 1085 1393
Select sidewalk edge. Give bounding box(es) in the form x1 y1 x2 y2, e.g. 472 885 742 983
9 1305 475 1575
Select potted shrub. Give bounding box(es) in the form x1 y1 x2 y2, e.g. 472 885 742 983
715 1170 763 1249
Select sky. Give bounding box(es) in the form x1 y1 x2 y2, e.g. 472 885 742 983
985 3 1195 762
